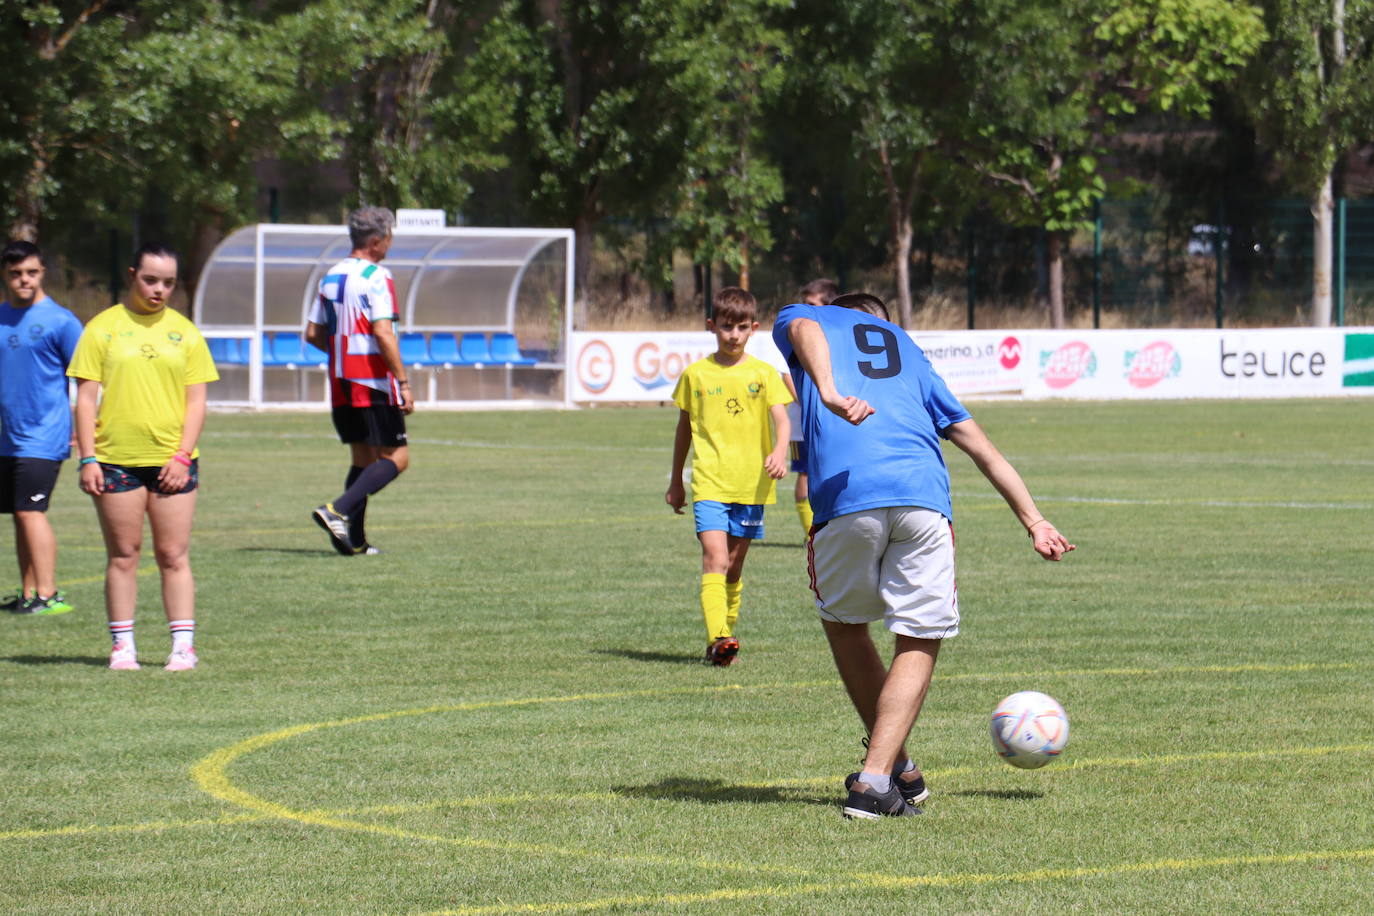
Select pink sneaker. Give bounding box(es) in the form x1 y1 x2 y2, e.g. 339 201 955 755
164 646 198 671
109 643 140 671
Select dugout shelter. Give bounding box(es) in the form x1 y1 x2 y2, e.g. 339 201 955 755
193 224 574 408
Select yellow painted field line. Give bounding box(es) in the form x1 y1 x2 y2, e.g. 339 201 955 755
50 565 157 588
411 846 1374 915
12 738 1374 846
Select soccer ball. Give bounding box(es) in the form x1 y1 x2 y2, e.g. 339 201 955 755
990 691 1069 769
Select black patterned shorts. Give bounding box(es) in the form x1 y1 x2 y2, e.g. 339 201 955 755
101 459 199 494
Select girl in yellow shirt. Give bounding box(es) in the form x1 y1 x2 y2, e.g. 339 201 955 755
68 243 218 672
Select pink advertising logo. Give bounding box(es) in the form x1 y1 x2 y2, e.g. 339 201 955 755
1039 341 1096 389
633 342 710 391
998 336 1022 369
1125 340 1182 388
577 339 614 394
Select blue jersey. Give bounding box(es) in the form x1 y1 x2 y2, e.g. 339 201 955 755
772 304 970 524
0 297 83 459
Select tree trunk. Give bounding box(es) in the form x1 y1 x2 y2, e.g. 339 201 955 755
738 239 750 292
893 218 913 327
9 142 47 242
572 210 594 328
1311 173 1334 327
1047 231 1066 328
183 208 226 316
876 138 916 327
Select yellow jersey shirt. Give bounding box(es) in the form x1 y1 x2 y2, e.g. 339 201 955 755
67 305 219 466
672 354 792 505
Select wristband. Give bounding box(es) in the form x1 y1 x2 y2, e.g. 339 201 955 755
1026 518 1051 536
398 380 411 387
170 452 193 467
79 456 99 467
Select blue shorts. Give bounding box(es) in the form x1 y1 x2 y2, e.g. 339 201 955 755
789 441 808 474
693 500 765 539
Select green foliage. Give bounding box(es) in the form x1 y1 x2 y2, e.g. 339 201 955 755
1240 0 1374 195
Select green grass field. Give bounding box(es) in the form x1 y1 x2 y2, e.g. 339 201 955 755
2 399 1372 914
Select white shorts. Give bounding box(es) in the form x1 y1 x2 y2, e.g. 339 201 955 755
807 507 958 639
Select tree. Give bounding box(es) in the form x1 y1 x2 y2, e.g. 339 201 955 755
0 0 132 241
962 0 1263 327
1240 0 1374 326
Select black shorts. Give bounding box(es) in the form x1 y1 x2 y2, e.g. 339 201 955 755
332 405 408 447
100 460 199 494
0 456 63 513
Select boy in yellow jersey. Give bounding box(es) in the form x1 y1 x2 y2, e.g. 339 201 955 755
665 287 791 666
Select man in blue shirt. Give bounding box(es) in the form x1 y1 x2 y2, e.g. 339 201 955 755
774 293 1074 819
0 241 83 615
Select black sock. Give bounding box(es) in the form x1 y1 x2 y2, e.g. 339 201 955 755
344 466 368 544
335 458 399 519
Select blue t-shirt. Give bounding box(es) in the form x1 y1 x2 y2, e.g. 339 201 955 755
772 304 970 524
0 297 84 459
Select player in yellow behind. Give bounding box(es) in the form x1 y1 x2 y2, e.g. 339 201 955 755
665 287 792 666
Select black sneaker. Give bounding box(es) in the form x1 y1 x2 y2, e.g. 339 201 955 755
841 774 920 819
1 590 22 612
312 504 357 556
846 769 929 807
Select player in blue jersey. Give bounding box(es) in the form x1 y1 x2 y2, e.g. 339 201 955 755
774 292 1074 819
0 241 84 615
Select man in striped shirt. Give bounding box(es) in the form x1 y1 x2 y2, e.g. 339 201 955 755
306 206 415 555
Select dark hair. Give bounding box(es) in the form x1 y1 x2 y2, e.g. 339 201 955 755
2 240 42 267
798 278 839 305
831 292 890 322
711 286 758 325
131 242 178 272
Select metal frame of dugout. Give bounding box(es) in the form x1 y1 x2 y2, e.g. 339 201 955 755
193 224 575 408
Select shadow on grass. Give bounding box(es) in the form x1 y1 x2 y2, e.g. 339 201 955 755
614 777 830 807
594 648 703 666
1 654 109 667
947 788 1044 801
236 546 337 556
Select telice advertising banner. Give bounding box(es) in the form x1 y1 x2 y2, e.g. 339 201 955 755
570 328 1372 403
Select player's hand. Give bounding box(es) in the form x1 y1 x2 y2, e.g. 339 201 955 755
763 451 787 480
157 458 190 494
1030 521 1075 561
665 481 686 514
821 392 874 425
79 462 105 496
399 384 415 415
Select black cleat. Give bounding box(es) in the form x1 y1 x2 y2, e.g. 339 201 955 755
312 504 357 556
846 769 929 807
841 774 920 820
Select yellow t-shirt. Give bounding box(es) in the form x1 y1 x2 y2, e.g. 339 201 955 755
67 304 219 466
672 354 792 505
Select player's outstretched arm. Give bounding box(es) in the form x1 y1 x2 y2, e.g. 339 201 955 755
786 318 874 425
945 418 1075 561
665 409 692 514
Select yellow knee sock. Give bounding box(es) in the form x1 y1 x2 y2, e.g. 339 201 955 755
725 579 743 635
796 498 814 533
700 573 728 641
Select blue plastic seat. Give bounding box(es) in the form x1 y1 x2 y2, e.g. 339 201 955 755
429 332 460 366
207 337 235 364
271 332 309 366
458 332 493 366
490 332 536 366
399 332 431 366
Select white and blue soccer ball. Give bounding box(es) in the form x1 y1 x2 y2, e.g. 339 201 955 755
990 690 1069 769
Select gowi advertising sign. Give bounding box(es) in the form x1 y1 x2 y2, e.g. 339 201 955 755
571 329 1019 402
